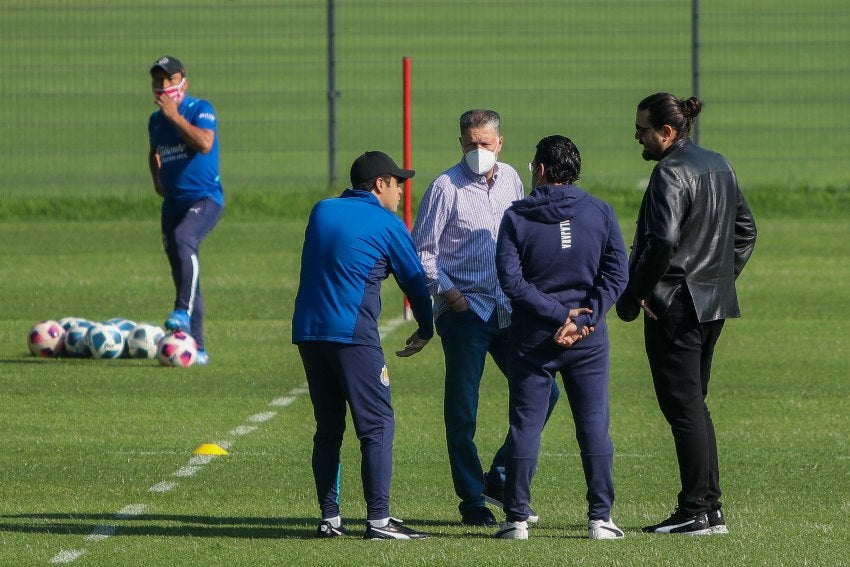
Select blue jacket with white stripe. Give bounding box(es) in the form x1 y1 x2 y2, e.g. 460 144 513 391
292 189 434 346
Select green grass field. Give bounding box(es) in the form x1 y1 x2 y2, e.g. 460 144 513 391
1 210 848 566
1 1 848 564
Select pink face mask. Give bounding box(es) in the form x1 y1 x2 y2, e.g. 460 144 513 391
153 77 186 104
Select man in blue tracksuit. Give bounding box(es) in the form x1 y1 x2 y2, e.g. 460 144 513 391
292 151 433 540
148 56 223 364
493 136 629 540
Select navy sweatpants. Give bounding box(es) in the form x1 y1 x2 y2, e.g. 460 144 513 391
298 342 395 520
161 198 221 350
504 341 616 522
436 308 559 515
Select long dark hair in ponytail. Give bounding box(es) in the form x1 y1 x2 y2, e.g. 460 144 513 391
638 93 702 139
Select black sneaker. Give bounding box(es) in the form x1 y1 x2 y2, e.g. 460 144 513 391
707 508 729 534
364 518 427 540
461 506 498 527
482 476 539 523
642 511 712 535
316 520 347 538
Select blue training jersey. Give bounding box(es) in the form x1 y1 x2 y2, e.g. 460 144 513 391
292 189 434 346
148 94 224 212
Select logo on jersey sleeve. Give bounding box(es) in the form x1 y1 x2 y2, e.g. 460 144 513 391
379 365 390 387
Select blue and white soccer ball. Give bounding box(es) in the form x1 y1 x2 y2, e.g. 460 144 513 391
86 323 125 359
105 317 137 335
64 321 94 357
59 316 90 331
105 317 137 357
128 323 166 359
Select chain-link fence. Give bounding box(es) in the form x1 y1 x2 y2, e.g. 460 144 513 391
1 0 847 200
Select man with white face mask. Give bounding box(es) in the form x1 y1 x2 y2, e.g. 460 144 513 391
148 56 223 365
412 109 560 527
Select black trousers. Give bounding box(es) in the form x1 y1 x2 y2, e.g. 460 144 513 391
644 290 724 516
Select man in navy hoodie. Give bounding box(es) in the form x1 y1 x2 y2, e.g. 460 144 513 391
493 135 629 540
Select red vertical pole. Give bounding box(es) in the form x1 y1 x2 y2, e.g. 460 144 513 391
403 57 413 320
403 57 412 229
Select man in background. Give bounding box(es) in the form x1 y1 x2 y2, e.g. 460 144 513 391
148 55 223 365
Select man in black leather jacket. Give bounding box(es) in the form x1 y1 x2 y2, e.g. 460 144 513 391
617 92 757 536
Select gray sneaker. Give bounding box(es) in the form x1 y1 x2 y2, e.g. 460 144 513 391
494 520 529 540
588 518 625 540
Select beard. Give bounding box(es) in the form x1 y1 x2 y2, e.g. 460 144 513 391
641 144 662 162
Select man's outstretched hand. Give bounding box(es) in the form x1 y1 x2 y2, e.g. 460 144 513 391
395 331 430 357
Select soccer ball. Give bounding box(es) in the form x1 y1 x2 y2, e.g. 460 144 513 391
27 320 65 357
64 321 94 357
105 317 137 357
86 323 125 359
128 323 165 359
105 317 137 335
156 332 198 367
59 316 90 331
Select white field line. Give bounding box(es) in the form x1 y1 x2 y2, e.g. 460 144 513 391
247 411 277 423
44 317 409 564
115 504 146 519
174 466 203 478
84 526 116 543
53 504 147 561
50 550 85 564
148 481 178 493
270 396 297 407
189 455 214 466
229 425 257 436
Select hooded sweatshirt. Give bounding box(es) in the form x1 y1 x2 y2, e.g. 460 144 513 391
495 184 628 352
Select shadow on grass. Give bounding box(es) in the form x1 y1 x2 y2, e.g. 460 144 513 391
1 512 330 540
0 513 510 540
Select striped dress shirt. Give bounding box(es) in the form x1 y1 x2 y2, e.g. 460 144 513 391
412 160 524 329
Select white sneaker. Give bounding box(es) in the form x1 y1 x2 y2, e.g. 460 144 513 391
494 520 529 540
588 518 625 540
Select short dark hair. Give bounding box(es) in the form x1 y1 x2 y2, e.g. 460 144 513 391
638 93 703 138
459 109 500 135
533 135 581 185
352 174 393 191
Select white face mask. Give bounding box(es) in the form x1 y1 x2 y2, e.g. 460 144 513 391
464 148 497 176
153 77 186 104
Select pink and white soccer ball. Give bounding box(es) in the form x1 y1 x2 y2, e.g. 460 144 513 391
156 331 198 367
27 320 65 357
86 323 125 359
128 323 165 359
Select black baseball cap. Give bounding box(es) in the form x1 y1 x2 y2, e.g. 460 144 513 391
150 56 185 76
350 151 415 187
